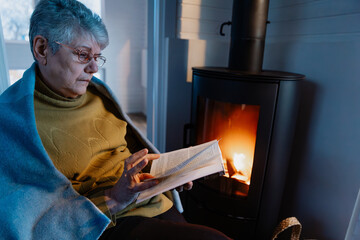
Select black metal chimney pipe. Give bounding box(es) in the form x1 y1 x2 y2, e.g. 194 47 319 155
228 0 270 72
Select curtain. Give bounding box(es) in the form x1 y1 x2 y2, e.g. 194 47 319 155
0 15 10 94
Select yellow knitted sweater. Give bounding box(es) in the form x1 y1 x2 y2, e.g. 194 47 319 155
33 75 172 226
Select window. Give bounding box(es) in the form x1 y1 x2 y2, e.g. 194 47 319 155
0 0 34 41
78 0 102 16
8 69 26 85
0 0 102 42
0 0 103 86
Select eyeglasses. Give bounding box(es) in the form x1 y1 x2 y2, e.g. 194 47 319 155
55 41 106 67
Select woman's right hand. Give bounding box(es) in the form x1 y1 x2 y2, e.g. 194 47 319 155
104 148 160 214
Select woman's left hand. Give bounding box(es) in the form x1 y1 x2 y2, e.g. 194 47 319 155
175 181 193 192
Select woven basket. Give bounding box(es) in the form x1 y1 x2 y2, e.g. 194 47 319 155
271 217 302 240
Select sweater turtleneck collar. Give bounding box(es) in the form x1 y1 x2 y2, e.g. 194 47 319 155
34 67 87 108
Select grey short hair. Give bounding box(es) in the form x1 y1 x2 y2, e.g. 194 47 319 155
29 0 109 59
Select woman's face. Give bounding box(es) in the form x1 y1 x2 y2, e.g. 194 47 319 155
41 36 101 98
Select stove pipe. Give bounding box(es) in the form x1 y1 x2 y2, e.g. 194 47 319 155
228 0 270 72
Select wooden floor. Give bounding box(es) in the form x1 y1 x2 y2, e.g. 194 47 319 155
128 112 147 137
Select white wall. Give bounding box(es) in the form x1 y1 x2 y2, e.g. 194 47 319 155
263 0 360 239
176 0 232 82
164 1 231 151
103 0 147 114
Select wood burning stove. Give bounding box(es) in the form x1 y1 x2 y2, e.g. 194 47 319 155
182 68 304 239
180 0 305 239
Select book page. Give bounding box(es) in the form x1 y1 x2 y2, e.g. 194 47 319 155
137 140 224 203
149 140 218 179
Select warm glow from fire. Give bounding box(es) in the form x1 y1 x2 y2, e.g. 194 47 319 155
233 153 246 172
196 98 260 194
231 153 252 185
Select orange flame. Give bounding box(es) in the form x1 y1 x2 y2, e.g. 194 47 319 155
231 152 252 185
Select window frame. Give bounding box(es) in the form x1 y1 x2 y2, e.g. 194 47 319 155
3 0 106 85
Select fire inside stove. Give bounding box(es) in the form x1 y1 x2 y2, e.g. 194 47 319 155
196 97 260 197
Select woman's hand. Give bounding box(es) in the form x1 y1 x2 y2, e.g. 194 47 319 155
104 149 160 214
175 182 193 192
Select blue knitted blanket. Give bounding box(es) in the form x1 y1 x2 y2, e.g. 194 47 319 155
0 63 111 239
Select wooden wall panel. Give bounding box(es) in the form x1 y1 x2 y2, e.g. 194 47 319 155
176 0 233 41
267 0 360 42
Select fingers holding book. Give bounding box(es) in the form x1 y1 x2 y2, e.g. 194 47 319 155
124 148 160 190
175 181 193 192
104 149 160 214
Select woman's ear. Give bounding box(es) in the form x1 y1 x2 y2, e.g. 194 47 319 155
33 35 49 65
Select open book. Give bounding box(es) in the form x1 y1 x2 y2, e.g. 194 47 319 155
137 140 225 203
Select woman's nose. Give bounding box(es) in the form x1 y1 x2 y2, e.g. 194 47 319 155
85 59 98 74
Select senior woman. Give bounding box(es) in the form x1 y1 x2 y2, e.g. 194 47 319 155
0 0 231 239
